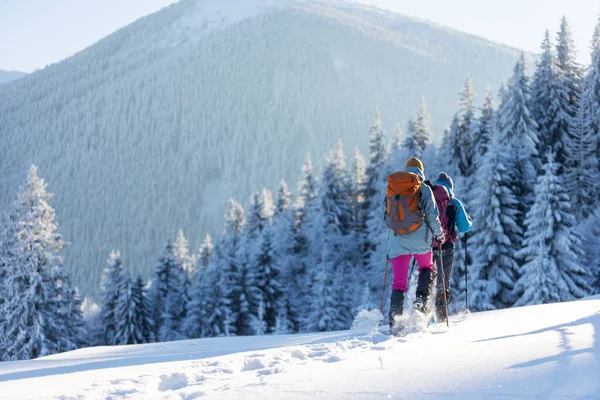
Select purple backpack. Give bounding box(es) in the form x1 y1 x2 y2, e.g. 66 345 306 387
428 183 458 245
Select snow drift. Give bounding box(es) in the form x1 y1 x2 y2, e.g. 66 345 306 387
0 299 598 399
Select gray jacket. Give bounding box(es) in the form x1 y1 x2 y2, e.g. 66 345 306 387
385 167 443 258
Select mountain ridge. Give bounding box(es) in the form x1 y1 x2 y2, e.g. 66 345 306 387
0 0 534 297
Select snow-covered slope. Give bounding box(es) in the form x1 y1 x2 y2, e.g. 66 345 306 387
0 69 27 84
0 0 533 297
0 300 598 399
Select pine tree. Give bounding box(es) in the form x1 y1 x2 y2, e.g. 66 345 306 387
276 179 292 216
319 141 353 236
295 154 317 227
0 166 82 360
565 105 599 219
273 297 294 334
363 110 387 218
203 243 233 337
197 234 213 270
498 55 540 229
99 250 124 345
413 99 433 157
56 275 86 351
363 111 388 303
305 256 338 332
252 226 284 333
389 125 407 171
220 200 253 336
469 131 521 310
578 206 600 293
131 274 155 343
184 234 213 339
474 87 495 158
514 153 591 305
556 17 583 123
172 230 192 330
531 31 565 163
271 180 298 330
448 78 478 179
114 270 137 345
151 239 189 341
403 120 419 156
579 18 600 201
288 155 317 331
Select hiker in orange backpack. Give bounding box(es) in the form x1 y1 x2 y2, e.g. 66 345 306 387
385 157 444 334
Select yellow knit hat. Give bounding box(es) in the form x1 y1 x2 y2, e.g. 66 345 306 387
405 157 424 173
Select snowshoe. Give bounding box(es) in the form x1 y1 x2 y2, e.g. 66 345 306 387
413 296 429 315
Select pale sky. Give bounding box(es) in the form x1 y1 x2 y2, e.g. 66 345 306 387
0 0 598 73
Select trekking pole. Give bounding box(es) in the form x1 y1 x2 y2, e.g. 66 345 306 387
438 244 450 328
464 232 469 313
380 230 391 314
380 255 389 315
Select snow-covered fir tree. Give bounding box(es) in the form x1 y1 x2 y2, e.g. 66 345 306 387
112 270 155 345
202 243 233 337
403 120 419 157
150 239 189 341
275 179 292 216
448 78 478 181
99 250 125 345
219 200 253 336
113 270 137 345
403 101 432 159
498 55 540 228
0 166 84 360
304 255 339 332
388 125 407 171
196 234 213 270
55 274 86 351
271 180 299 330
531 31 565 164
185 235 214 339
555 17 583 124
304 142 357 329
514 153 591 305
287 156 318 331
473 86 495 158
578 206 600 293
565 105 599 219
578 18 600 202
251 225 284 333
363 111 389 302
469 130 521 310
131 274 155 343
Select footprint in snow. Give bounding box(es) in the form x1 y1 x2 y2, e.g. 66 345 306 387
242 357 266 371
158 372 189 392
290 349 307 360
324 354 343 363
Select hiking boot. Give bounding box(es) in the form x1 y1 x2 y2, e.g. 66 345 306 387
389 290 405 332
415 268 433 309
413 295 429 314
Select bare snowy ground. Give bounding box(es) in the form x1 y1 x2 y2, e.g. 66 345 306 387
0 299 599 399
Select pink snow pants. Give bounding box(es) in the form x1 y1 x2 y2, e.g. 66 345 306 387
390 251 434 292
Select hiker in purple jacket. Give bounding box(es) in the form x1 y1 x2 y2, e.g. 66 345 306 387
427 172 472 322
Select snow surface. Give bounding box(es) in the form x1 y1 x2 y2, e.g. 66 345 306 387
1 299 598 399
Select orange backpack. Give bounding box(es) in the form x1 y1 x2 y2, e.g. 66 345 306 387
385 171 424 235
